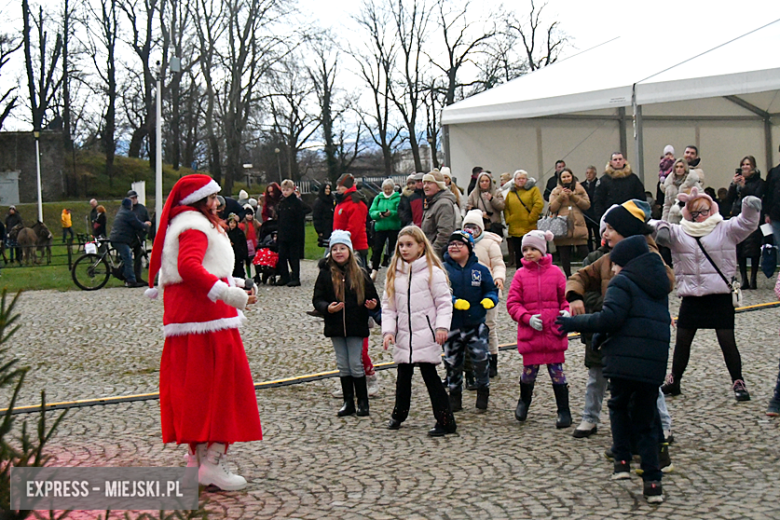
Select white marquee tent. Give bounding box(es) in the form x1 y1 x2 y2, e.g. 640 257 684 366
441 18 780 193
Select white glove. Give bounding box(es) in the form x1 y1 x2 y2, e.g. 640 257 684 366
559 310 571 318
529 314 543 331
743 196 762 212
221 286 249 309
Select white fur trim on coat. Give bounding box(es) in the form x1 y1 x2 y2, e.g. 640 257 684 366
179 180 221 206
159 212 235 286
208 280 229 302
163 312 246 337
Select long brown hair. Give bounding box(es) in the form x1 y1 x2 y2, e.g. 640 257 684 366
385 226 448 299
329 247 366 304
191 196 226 232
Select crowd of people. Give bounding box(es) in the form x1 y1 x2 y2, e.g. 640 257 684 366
47 145 778 504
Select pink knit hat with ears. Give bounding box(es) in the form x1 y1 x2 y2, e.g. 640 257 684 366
522 230 555 254
678 187 719 221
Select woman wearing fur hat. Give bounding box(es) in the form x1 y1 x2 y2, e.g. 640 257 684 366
662 159 702 224
549 168 591 277
656 187 761 401
147 174 262 491
503 170 544 266
467 171 506 236
463 209 506 377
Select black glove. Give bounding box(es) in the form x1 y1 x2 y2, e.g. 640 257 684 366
555 315 574 335
592 332 606 351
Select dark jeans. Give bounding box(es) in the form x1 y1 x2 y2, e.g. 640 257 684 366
586 220 599 252
62 227 74 243
391 362 452 424
371 229 399 271
112 242 136 283
132 241 145 282
356 249 368 269
558 244 589 278
277 240 301 282
508 236 524 266
608 377 662 482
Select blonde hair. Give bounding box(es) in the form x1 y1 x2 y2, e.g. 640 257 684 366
328 247 366 304
673 159 689 176
280 179 295 190
384 226 448 299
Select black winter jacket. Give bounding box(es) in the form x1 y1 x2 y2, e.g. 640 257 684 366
312 258 379 338
594 167 646 220
276 194 311 244
312 190 335 238
765 164 780 222
109 207 146 244
561 251 670 386
727 171 765 259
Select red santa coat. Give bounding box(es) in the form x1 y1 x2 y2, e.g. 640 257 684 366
158 210 262 445
333 186 369 251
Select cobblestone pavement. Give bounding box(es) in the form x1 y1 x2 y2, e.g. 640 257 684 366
5 260 780 519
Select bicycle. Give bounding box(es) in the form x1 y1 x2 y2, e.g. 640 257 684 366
71 237 150 291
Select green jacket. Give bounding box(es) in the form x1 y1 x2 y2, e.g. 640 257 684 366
369 191 402 232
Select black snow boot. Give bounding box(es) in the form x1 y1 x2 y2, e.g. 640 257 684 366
553 383 572 428
337 376 356 417
515 382 534 422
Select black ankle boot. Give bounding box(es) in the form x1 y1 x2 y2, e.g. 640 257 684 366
429 408 457 437
337 376 355 417
388 407 408 430
476 387 489 411
354 376 370 416
449 391 462 413
553 383 572 428
489 354 498 378
465 371 477 391
515 382 534 422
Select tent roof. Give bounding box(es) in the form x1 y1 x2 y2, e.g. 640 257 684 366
442 19 780 125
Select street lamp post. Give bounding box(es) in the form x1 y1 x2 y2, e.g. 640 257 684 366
155 61 163 232
274 148 282 183
33 130 43 222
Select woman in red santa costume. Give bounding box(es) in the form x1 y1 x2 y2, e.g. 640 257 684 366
146 174 262 491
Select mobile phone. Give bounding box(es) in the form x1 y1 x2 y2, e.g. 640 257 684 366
735 168 742 174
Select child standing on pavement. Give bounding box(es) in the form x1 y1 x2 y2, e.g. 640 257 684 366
556 235 671 504
313 230 380 418
506 230 572 428
382 226 456 437
442 230 499 412
769 276 780 417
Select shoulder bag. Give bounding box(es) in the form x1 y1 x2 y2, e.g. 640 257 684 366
694 237 742 308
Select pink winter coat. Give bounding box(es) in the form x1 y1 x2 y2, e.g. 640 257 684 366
381 256 453 365
506 254 569 365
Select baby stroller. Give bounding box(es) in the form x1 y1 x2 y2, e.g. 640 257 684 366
253 220 279 285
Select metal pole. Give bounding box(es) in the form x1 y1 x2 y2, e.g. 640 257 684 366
34 131 43 222
631 84 645 186
155 75 163 232
275 148 282 183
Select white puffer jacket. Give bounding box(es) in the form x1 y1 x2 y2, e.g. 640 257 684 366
381 256 453 365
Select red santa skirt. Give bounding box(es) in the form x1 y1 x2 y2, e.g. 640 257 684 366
159 328 262 445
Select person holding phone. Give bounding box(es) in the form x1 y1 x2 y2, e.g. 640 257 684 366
726 155 765 289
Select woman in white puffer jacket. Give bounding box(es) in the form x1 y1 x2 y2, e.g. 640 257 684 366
382 226 456 437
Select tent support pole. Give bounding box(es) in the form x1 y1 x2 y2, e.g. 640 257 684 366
618 107 628 156
724 95 774 171
633 105 645 186
443 125 451 170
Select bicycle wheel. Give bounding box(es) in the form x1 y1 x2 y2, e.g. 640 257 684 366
71 254 111 290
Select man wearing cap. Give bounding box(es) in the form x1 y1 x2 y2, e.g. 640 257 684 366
398 172 425 227
127 190 152 284
334 174 370 267
593 152 646 220
110 198 150 287
421 170 458 257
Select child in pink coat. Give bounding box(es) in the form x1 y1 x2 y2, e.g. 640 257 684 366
506 229 572 428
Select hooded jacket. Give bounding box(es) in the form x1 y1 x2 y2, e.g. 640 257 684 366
466 172 506 228
369 190 402 232
312 258 379 338
333 186 369 250
381 256 453 365
506 254 570 365
421 188 458 255
109 206 146 244
655 197 760 298
462 210 506 284
504 179 544 238
443 252 498 330
562 251 671 386
549 180 591 246
593 162 646 220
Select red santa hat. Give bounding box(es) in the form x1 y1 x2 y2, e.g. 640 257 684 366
145 174 221 299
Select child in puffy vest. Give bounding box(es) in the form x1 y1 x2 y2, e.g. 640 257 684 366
506 229 571 428
381 226 456 437
442 230 498 413
556 235 671 504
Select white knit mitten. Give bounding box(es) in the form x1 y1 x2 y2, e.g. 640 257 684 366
221 286 249 309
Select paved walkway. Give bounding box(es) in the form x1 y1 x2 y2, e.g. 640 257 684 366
5 260 780 519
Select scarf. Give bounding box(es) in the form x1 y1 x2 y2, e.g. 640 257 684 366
680 212 723 237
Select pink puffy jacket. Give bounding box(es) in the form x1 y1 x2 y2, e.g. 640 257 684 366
506 254 569 365
381 256 453 365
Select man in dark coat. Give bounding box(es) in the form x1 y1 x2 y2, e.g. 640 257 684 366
544 160 566 201
593 153 646 220
763 144 780 247
276 180 310 286
557 235 670 504
127 190 151 283
217 196 247 222
581 166 600 251
110 198 150 287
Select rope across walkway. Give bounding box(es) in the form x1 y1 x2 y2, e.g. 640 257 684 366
5 301 780 416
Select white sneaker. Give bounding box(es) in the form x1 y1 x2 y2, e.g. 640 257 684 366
185 444 206 468
198 443 247 491
366 373 380 397
370 269 379 281
331 380 343 398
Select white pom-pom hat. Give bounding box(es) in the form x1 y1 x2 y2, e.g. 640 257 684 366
521 229 554 254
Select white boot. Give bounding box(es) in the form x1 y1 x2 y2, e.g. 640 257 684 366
370 269 379 281
366 373 380 397
198 443 247 491
185 444 206 468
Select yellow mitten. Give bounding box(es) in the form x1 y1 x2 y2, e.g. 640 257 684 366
481 298 495 310
453 299 471 311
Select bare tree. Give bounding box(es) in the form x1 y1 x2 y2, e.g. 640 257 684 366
508 0 567 72
22 0 63 133
0 30 22 130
